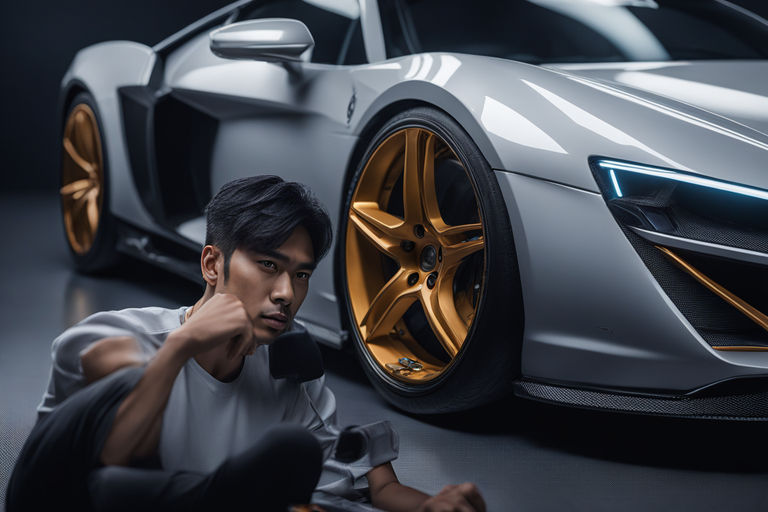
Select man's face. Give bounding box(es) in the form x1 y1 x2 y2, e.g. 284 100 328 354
215 225 316 344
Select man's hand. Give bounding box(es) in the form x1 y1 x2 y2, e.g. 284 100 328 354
417 483 486 512
367 463 486 512
173 293 255 359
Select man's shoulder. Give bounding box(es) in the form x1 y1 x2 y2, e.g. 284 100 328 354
74 305 186 334
51 305 185 357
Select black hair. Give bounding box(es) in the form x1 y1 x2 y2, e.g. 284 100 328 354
204 176 333 280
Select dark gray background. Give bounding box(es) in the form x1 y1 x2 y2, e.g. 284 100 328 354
1 0 767 192
0 0 231 192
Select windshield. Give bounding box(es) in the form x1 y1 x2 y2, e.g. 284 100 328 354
378 0 768 63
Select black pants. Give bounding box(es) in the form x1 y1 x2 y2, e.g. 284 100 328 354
6 367 323 512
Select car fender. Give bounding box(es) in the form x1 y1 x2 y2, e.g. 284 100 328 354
60 41 159 232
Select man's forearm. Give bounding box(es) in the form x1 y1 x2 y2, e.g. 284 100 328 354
371 481 430 512
99 331 190 466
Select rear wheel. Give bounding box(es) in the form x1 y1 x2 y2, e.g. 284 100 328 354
340 107 523 413
60 92 119 272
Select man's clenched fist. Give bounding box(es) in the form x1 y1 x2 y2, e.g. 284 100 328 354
174 293 255 359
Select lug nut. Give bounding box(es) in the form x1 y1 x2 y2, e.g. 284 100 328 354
407 273 419 286
427 272 437 289
401 240 415 252
414 224 425 238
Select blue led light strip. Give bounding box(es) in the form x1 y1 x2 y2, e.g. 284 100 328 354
609 169 623 198
598 159 768 201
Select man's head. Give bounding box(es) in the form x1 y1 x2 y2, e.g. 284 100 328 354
204 175 332 278
200 176 332 341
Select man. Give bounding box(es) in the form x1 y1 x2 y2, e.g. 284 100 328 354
8 176 486 512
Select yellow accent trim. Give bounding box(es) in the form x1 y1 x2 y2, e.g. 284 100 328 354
655 245 768 335
713 346 768 352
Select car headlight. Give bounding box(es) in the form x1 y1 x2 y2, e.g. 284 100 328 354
590 157 768 351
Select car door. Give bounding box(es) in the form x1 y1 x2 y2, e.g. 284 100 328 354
160 0 368 341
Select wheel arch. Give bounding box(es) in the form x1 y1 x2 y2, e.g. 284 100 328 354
58 79 91 180
59 80 90 128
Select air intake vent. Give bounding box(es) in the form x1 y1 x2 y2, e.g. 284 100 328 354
591 157 768 351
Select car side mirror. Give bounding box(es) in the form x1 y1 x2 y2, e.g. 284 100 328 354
209 18 315 63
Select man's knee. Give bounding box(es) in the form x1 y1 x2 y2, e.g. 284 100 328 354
239 424 323 487
88 466 207 512
209 424 323 507
88 466 133 511
260 424 323 465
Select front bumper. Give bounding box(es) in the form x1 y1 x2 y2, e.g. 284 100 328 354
494 169 768 396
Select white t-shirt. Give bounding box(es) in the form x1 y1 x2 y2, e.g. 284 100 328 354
159 331 338 473
37 306 397 502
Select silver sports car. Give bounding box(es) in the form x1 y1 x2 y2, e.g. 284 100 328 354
58 0 768 417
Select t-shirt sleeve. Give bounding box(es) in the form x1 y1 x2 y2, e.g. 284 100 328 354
36 320 139 420
292 375 339 459
295 376 399 502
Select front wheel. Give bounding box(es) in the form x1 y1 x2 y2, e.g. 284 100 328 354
339 107 523 413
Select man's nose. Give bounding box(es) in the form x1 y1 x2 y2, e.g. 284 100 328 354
272 272 294 305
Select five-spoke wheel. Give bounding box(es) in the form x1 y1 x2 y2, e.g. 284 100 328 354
341 107 522 413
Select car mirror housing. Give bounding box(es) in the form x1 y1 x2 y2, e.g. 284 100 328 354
209 18 315 63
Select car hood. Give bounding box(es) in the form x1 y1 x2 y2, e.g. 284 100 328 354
546 60 768 137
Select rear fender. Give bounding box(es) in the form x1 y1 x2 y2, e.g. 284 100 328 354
60 41 159 232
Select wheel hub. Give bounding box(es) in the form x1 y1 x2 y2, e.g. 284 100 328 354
419 244 438 272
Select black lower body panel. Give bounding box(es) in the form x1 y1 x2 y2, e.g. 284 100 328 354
515 378 768 420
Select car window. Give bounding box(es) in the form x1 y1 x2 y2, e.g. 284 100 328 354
378 0 768 63
237 0 366 65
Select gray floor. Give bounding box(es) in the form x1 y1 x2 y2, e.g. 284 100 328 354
3 193 768 511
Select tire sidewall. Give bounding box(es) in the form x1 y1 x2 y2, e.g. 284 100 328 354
339 107 523 413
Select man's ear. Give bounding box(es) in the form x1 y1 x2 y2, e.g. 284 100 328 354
201 245 222 286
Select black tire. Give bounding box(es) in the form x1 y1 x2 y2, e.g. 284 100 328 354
339 106 524 414
60 91 120 273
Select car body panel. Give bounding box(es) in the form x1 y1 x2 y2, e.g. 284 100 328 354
550 60 768 136
497 170 768 392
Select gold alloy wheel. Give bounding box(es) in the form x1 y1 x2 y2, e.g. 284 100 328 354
61 103 104 255
345 127 486 383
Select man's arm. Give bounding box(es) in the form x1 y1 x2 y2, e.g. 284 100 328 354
87 294 255 467
79 335 166 463
81 336 148 384
367 463 486 512
97 330 190 466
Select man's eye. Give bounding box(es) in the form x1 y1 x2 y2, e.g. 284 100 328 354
260 260 277 270
297 272 311 280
